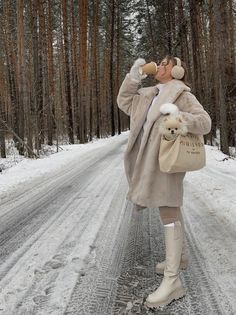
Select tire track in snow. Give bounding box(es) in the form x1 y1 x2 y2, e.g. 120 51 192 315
0 139 127 267
109 207 227 315
63 182 234 314
12 157 124 315
64 178 131 315
0 138 127 314
64 203 232 314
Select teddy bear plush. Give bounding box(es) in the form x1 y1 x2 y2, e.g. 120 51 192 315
159 103 187 141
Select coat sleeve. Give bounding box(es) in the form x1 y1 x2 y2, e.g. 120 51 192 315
178 92 212 135
117 74 141 116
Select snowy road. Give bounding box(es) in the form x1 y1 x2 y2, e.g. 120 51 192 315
0 134 235 314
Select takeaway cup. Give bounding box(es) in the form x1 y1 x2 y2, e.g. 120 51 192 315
139 61 158 75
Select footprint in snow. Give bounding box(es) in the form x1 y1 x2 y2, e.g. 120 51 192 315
43 259 65 271
33 294 48 305
52 253 65 261
71 257 87 275
71 257 80 263
34 268 46 278
45 286 54 295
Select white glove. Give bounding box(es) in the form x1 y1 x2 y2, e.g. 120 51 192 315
129 58 147 82
160 103 179 116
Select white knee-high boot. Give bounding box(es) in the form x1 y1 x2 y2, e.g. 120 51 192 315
145 221 186 309
156 213 188 274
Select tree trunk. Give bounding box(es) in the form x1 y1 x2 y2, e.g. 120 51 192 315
92 0 101 139
213 0 229 154
109 0 116 136
30 0 40 154
78 0 88 143
17 0 26 155
145 0 156 59
116 0 121 135
38 0 45 149
177 0 191 78
47 0 55 145
62 0 74 144
188 0 204 99
71 0 80 141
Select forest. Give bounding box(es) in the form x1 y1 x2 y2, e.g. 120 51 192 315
0 0 235 158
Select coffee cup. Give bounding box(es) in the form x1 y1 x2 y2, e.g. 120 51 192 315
139 61 158 75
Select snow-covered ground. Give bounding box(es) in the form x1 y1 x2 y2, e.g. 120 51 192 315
0 132 235 314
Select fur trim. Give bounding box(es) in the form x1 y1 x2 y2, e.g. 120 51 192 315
133 58 146 68
130 58 147 82
160 103 179 115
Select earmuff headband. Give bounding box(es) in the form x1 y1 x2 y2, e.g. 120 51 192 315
174 57 181 67
171 57 185 80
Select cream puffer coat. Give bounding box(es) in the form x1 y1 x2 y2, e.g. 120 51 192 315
117 74 212 208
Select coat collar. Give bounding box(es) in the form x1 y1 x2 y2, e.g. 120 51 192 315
146 79 191 123
138 79 190 99
162 78 191 92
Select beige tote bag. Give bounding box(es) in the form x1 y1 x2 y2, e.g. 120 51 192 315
159 134 206 173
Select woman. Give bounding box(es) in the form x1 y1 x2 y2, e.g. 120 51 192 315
117 56 211 309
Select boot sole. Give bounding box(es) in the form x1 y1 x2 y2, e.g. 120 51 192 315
156 262 188 274
145 288 186 309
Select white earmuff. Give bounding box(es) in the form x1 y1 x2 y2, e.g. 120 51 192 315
171 57 185 80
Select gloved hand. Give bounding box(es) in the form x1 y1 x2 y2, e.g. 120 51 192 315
129 58 147 82
160 103 179 116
